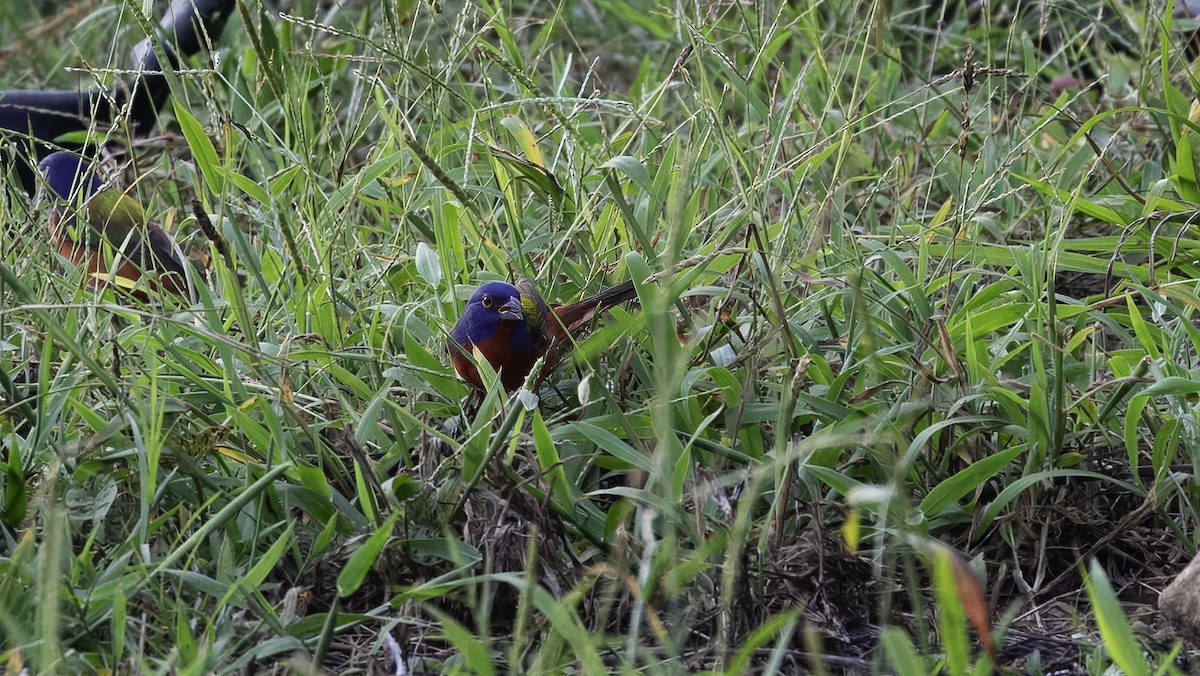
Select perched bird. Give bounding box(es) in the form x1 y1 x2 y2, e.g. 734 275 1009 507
449 278 638 391
39 151 193 300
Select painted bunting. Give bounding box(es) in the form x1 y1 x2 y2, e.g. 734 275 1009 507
39 151 194 300
1 0 237 193
449 278 638 391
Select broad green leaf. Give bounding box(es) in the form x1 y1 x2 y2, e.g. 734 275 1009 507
557 421 653 471
1086 560 1150 676
883 627 930 676
173 101 224 194
532 409 575 512
602 155 653 194
337 514 397 597
933 549 970 675
221 525 294 609
426 608 496 676
500 115 545 167
920 445 1026 517
1140 376 1200 397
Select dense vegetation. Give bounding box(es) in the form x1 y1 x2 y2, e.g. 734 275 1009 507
1 0 1199 672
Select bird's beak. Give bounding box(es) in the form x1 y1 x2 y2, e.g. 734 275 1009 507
498 297 524 321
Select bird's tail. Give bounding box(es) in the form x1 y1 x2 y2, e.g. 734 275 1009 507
552 279 638 336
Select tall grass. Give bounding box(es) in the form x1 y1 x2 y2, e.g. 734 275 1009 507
0 0 1197 672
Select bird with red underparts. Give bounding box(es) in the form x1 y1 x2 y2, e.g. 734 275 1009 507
39 151 195 301
448 277 638 392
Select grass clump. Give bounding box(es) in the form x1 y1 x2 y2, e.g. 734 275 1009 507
1 0 1199 672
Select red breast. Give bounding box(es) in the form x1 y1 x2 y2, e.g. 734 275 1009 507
52 226 189 301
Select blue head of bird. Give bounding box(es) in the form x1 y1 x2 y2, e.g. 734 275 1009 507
39 151 102 203
451 281 546 354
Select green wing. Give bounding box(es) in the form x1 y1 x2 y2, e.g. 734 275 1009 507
85 188 146 247
516 278 550 335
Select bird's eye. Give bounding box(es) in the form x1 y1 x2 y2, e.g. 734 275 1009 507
481 295 493 309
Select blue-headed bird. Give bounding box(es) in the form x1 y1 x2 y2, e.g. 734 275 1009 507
449 278 637 391
39 151 194 301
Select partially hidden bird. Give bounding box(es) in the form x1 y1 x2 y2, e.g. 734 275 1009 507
449 278 638 391
39 151 194 301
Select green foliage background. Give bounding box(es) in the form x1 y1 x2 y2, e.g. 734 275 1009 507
1 0 1199 672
